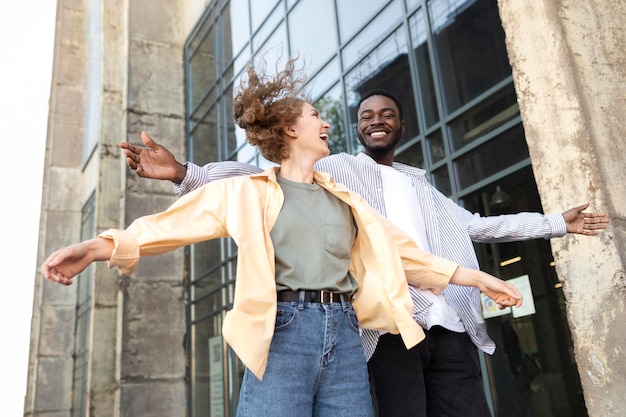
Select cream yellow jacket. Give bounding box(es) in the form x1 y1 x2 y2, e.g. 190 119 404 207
99 167 458 379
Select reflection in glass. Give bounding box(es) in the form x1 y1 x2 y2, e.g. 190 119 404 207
190 238 235 417
250 0 281 35
305 58 340 100
405 0 420 11
431 164 451 196
189 106 218 166
454 124 529 189
341 0 403 67
409 8 440 127
429 0 511 113
252 24 288 77
222 84 237 159
232 47 252 82
226 0 250 60
448 88 519 151
252 6 283 54
336 0 388 43
394 141 425 169
288 0 337 74
426 128 445 164
315 83 347 154
345 28 418 152
188 25 216 115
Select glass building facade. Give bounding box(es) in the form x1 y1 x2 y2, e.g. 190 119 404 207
183 0 587 415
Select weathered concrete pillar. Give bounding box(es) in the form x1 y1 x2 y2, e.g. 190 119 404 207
498 0 626 415
25 0 87 415
27 0 193 415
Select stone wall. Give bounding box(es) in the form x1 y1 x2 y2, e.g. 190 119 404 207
27 0 207 415
498 0 626 415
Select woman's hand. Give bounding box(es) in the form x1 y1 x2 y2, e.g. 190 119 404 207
476 272 523 309
41 238 114 285
450 267 523 309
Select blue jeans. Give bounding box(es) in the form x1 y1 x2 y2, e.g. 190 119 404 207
367 326 492 417
236 297 374 417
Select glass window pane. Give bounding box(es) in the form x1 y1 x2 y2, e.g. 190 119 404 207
189 106 218 165
189 9 213 53
253 23 288 77
394 140 425 169
235 139 257 164
250 0 281 35
221 84 237 159
337 0 389 43
252 7 283 53
431 164 451 196
225 0 250 60
288 0 337 74
454 124 529 189
448 88 519 151
426 128 445 164
233 47 252 81
409 8 440 127
345 28 418 152
405 0 420 11
188 26 216 114
315 83 348 155
305 57 340 100
429 0 511 113
341 0 403 67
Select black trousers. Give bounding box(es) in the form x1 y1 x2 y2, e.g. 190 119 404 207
367 326 492 417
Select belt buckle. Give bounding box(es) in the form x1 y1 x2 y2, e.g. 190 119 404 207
319 290 333 304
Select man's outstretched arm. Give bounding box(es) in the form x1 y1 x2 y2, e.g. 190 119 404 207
120 131 262 194
562 202 609 235
120 131 189 183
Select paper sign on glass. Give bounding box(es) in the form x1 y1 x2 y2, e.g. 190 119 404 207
481 292 511 318
507 274 536 318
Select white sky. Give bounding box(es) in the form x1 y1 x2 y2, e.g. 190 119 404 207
0 1 55 415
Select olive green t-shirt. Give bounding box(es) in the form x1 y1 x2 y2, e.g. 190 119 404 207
271 175 358 294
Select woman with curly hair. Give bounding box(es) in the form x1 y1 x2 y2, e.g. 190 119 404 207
42 58 521 417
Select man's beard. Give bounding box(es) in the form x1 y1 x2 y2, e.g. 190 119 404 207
357 133 402 155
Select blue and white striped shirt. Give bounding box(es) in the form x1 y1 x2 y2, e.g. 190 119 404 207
176 152 566 359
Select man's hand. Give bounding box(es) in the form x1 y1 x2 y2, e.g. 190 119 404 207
563 203 609 235
120 131 187 183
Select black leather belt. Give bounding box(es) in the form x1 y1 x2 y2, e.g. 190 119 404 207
277 290 350 304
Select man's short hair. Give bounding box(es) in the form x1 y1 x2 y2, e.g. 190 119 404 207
356 89 404 120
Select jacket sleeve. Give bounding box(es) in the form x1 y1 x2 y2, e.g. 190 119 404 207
99 180 231 274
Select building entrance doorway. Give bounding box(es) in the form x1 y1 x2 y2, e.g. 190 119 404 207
462 166 588 417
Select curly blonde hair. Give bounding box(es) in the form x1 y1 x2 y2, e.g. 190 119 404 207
232 58 309 163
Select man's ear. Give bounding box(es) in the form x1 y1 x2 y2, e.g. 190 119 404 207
282 126 298 138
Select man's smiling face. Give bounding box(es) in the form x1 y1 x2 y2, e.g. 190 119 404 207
356 94 405 157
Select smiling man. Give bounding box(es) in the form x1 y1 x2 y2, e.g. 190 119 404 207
120 89 608 417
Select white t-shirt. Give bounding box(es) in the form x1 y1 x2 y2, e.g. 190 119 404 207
380 165 465 333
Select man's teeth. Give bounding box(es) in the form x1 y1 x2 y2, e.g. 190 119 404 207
371 131 386 138
320 133 329 140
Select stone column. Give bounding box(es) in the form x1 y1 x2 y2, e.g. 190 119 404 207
25 0 87 415
498 0 626 415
